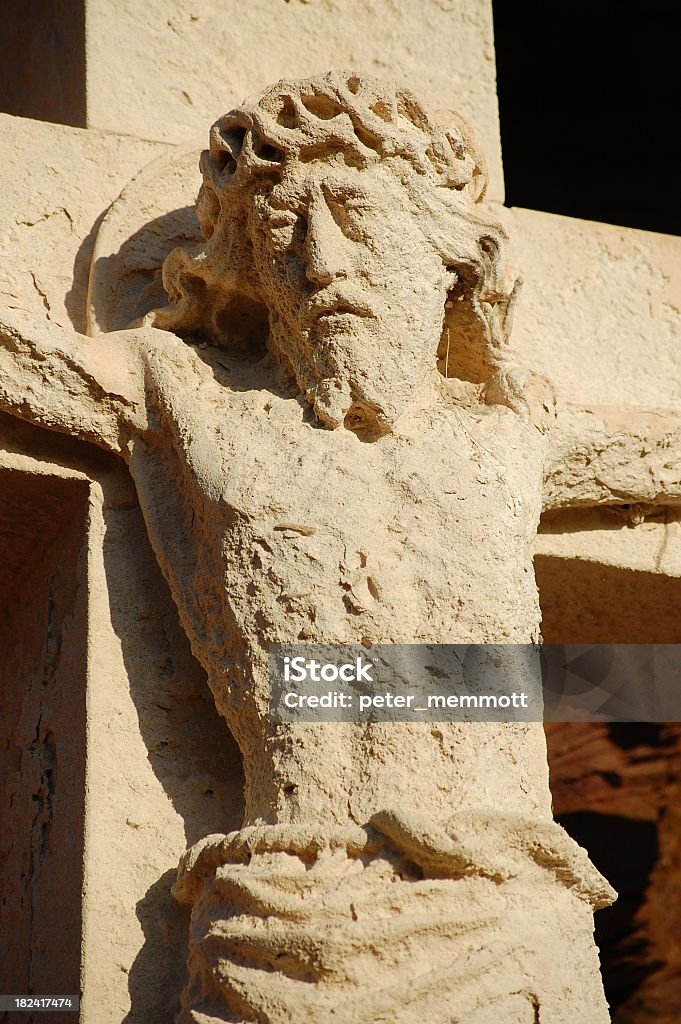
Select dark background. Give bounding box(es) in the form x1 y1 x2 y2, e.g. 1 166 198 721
493 1 681 235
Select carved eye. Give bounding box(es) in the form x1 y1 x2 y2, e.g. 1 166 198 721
267 212 298 229
326 197 366 242
265 210 307 250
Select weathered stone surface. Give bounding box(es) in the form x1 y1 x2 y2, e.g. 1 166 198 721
0 416 243 1024
0 73 620 1022
84 0 505 199
536 507 681 581
544 405 681 512
495 205 681 408
0 114 166 333
495 205 681 576
1 0 679 1017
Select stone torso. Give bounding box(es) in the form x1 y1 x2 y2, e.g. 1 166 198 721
136 338 544 652
128 337 551 826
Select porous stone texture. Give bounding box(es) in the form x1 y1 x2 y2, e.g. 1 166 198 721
84 0 505 200
0 73 622 1022
544 405 681 513
495 205 681 410
0 113 166 333
0 416 243 1024
2 2 679 1020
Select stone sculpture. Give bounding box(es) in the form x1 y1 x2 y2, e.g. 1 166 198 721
2 71 681 1022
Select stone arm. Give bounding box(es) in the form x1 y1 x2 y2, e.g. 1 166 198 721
0 309 152 455
543 402 681 512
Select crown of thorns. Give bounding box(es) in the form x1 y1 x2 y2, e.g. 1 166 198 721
199 71 486 201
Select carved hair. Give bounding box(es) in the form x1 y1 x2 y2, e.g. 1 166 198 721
199 71 487 213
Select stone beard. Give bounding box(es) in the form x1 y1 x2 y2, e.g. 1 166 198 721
0 72 615 1023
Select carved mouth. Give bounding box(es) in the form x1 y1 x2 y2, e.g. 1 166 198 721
309 295 376 322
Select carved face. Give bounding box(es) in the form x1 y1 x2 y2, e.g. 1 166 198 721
156 74 512 436
249 162 449 435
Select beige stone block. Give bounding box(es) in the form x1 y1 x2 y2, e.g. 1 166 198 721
0 416 243 1022
497 205 681 408
84 0 504 199
534 508 681 645
536 508 681 579
81 463 243 1023
0 114 167 332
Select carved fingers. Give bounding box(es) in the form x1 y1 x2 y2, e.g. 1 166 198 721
482 362 558 433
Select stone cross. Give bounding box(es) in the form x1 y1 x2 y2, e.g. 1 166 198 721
1 72 679 1023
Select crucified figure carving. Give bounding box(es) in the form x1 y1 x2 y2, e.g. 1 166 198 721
1 71 680 1023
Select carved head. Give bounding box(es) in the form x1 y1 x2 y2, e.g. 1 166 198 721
157 71 516 437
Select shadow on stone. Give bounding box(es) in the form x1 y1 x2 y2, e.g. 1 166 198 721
122 869 190 1024
99 475 243 1021
89 206 200 333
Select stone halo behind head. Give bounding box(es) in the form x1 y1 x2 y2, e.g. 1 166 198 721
88 71 518 438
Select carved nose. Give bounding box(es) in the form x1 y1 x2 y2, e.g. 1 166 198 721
303 199 348 286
